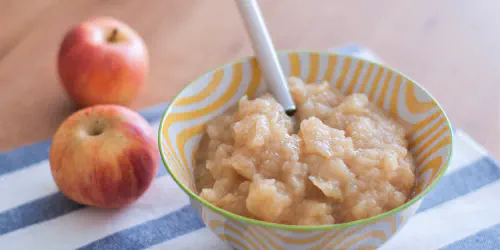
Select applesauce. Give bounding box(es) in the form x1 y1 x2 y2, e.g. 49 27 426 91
193 77 416 225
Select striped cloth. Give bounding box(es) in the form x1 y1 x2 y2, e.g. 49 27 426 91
1 46 499 250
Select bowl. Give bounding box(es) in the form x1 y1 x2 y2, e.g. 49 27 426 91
158 51 453 250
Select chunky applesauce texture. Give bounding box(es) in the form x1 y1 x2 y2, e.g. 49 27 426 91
193 77 416 225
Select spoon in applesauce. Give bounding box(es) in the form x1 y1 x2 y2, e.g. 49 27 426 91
235 0 297 116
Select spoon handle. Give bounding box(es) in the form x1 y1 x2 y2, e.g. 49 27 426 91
235 0 296 116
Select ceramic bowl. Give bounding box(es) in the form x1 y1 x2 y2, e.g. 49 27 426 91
158 51 453 250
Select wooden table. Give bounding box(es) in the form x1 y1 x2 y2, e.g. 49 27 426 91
1 0 499 159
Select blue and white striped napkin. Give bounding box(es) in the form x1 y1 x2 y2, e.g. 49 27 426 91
0 46 499 250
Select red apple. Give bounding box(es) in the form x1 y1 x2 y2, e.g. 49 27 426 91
57 16 149 107
49 105 159 208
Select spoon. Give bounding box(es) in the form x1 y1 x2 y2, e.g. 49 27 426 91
235 0 297 116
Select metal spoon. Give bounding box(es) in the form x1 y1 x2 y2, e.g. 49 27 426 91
235 0 297 116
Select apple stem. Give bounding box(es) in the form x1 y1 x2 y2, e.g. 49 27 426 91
108 28 119 43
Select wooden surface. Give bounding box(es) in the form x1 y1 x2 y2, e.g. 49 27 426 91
1 0 499 158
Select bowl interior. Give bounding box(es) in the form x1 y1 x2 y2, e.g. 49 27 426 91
158 51 452 228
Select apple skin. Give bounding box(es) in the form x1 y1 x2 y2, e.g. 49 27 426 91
49 105 159 208
57 16 149 107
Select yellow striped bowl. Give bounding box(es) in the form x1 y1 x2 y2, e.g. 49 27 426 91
158 51 453 250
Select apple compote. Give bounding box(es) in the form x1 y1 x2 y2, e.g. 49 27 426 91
193 77 416 225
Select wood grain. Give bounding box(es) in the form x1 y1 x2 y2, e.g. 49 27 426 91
0 0 499 159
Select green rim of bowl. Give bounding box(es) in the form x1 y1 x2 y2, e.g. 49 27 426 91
158 50 454 231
